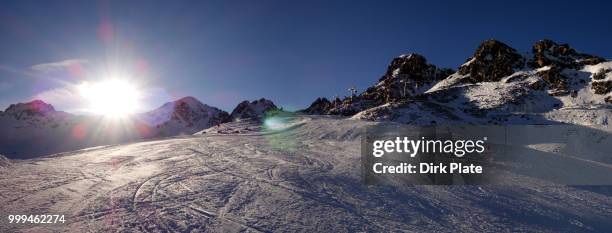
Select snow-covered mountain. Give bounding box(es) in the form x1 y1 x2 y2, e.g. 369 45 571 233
0 97 229 158
2 39 609 158
138 96 229 137
229 98 278 121
3 100 62 119
0 100 75 130
0 100 148 158
303 39 611 125
0 100 76 158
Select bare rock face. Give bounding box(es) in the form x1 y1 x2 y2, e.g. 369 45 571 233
592 81 612 95
593 68 611 80
536 66 571 96
361 53 454 103
529 39 605 69
320 54 453 116
458 39 525 83
527 40 607 97
229 98 278 120
299 97 332 114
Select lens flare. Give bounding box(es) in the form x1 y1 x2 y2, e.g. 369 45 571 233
261 112 305 152
78 79 141 117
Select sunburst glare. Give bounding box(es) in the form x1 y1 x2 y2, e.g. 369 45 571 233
77 79 142 117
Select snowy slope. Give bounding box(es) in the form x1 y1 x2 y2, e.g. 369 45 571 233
1 116 610 232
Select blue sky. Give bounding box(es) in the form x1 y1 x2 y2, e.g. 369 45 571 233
1 0 611 112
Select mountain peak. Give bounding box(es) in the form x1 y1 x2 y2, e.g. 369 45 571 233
529 39 605 69
314 53 454 116
355 53 453 104
382 53 429 79
458 39 525 83
4 100 56 118
230 98 278 120
299 97 332 115
397 53 424 59
171 96 204 108
139 96 229 136
176 96 198 103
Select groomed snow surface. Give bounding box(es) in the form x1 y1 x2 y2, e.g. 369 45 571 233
1 116 611 232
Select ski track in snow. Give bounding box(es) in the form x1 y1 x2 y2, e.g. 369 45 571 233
0 116 611 232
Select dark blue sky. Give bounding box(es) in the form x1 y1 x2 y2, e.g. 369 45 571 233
1 0 611 112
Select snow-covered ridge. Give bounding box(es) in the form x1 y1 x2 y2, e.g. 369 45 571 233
0 97 231 158
304 39 610 126
0 96 284 158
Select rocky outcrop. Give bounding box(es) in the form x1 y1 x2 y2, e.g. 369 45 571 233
592 81 611 95
458 39 525 83
593 68 611 80
299 97 332 114
229 98 278 120
302 39 609 121
528 40 608 96
361 53 454 103
529 39 605 69
318 54 453 116
327 97 375 116
536 66 570 96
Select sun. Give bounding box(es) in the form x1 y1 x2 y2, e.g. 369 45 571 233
78 79 142 117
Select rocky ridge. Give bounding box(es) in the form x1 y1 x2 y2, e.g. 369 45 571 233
229 98 278 121
302 39 610 125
